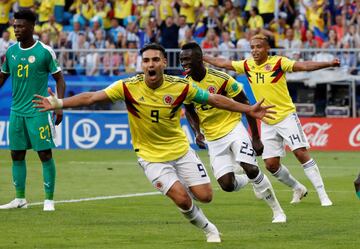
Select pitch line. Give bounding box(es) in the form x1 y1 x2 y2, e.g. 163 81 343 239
28 191 161 206
28 188 353 207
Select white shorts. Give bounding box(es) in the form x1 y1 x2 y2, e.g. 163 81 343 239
206 122 258 180
137 148 210 195
261 113 310 159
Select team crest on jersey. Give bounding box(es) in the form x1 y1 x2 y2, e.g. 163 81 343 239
207 86 216 94
265 64 272 71
163 95 174 105
28 55 36 63
155 181 163 190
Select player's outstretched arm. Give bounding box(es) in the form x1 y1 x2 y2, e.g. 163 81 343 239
203 55 235 71
293 58 340 72
207 94 276 121
184 103 206 149
33 87 111 111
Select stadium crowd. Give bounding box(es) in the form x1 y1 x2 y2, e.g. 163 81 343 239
0 0 359 76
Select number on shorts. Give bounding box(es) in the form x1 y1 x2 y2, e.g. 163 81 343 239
240 142 255 156
39 125 50 139
197 164 207 177
288 134 301 145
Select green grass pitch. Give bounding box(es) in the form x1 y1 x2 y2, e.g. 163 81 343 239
0 150 359 249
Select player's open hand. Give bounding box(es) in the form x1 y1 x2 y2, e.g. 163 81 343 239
331 58 340 67
33 87 62 112
248 99 276 121
195 133 206 149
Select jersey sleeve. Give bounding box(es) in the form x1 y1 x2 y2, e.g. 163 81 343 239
281 56 296 72
225 75 243 98
231 60 245 74
184 82 209 104
44 46 61 74
104 80 124 102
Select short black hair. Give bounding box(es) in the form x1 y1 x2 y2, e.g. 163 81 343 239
181 42 203 58
14 10 37 24
140 43 166 58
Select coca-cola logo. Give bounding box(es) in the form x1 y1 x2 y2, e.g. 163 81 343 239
302 122 332 147
349 124 360 147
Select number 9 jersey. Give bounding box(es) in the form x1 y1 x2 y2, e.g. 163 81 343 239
104 74 208 162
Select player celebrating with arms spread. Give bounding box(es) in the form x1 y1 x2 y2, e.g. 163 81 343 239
33 43 275 243
204 34 339 206
0 10 66 211
180 42 286 223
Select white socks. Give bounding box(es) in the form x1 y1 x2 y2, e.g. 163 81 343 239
303 159 328 199
273 164 300 189
180 201 209 230
233 174 249 191
251 172 284 214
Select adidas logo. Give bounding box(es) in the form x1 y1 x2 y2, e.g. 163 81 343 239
138 96 145 102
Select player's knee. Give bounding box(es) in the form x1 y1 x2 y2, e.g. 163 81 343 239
197 193 213 203
264 159 280 173
293 147 310 163
175 194 193 210
218 175 235 192
241 163 259 179
11 150 26 161
38 149 52 162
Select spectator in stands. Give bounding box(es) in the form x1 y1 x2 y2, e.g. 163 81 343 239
220 0 234 22
135 0 155 29
0 0 14 36
71 0 95 28
330 15 345 44
340 41 358 75
0 30 14 62
102 42 121 75
36 0 54 26
113 0 133 27
41 15 62 47
124 41 139 73
203 5 222 36
222 7 244 43
40 32 51 46
236 29 252 60
177 0 199 26
341 24 360 49
93 0 112 30
18 0 34 10
54 0 65 24
312 42 335 63
154 0 173 22
85 43 100 76
94 29 106 49
261 12 289 48
179 27 194 47
247 6 264 34
108 18 126 44
74 32 90 74
218 30 235 60
258 0 275 27
201 28 219 51
324 29 341 50
54 31 73 74
67 20 82 49
123 21 140 48
279 28 302 60
155 2 179 49
178 15 189 47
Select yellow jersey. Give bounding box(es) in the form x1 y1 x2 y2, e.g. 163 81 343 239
258 0 275 14
104 74 205 162
232 55 296 124
18 0 33 8
0 0 16 24
180 0 200 24
114 0 132 19
186 68 243 141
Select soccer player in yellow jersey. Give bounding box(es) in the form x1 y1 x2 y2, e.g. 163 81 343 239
33 43 275 243
204 34 340 207
180 42 286 223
